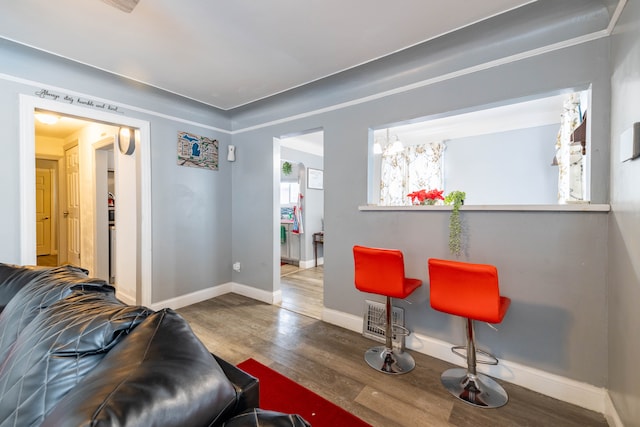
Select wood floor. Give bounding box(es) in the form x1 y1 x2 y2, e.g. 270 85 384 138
277 264 324 319
177 293 608 427
36 254 58 267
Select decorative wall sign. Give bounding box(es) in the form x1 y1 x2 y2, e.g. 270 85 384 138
177 131 219 170
34 89 122 113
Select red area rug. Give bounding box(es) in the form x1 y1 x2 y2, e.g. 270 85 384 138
237 358 371 427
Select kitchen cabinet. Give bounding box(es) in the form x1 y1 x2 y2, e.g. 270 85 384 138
280 222 300 264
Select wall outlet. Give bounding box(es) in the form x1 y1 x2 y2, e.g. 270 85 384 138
233 262 241 272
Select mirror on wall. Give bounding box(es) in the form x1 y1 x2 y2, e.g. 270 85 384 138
369 89 590 206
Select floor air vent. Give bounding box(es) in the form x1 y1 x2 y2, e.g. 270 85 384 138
363 300 405 351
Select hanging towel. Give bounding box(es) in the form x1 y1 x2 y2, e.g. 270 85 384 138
292 207 299 234
292 205 304 235
280 225 287 244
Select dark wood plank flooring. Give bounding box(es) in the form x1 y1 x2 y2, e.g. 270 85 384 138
177 293 608 427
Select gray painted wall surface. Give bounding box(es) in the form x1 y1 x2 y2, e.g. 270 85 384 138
608 0 640 424
0 39 233 303
443 124 560 205
230 37 611 385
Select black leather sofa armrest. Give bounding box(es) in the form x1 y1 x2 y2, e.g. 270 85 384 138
214 354 260 413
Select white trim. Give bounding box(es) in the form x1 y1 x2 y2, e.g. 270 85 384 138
320 307 608 414
1 73 230 135
116 289 136 306
298 259 321 269
18 101 36 264
604 392 624 427
19 94 152 307
607 0 627 35
149 282 279 311
149 283 233 311
231 29 611 135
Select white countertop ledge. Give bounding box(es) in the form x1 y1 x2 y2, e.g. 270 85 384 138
358 204 611 212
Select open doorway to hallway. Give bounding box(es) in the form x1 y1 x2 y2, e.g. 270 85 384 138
34 111 117 279
276 130 324 319
21 95 152 307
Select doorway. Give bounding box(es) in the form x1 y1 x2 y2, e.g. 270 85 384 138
275 130 324 319
19 94 152 306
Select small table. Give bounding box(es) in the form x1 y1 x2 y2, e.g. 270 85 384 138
313 232 324 267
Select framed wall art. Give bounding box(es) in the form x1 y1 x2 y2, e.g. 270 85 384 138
307 168 323 190
177 131 219 170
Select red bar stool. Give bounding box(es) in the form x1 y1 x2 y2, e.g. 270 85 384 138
353 245 422 374
427 258 511 408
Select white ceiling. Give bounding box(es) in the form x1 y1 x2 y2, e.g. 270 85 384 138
0 0 535 110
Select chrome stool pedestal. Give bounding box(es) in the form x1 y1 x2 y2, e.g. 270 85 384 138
441 369 508 408
441 318 508 408
363 296 414 374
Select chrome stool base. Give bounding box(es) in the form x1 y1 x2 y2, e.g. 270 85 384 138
441 368 508 408
364 346 415 375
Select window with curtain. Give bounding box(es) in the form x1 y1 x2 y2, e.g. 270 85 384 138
379 142 445 206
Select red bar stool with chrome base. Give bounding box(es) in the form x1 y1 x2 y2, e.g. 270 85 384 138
428 258 511 408
353 245 422 374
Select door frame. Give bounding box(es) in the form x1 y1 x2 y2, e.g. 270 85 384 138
19 94 152 306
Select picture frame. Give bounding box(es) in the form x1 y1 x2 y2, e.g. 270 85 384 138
307 168 323 190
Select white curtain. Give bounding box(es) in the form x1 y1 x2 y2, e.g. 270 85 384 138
379 142 445 206
555 93 582 203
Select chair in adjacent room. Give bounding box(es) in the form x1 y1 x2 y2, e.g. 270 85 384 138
427 258 511 408
353 245 422 374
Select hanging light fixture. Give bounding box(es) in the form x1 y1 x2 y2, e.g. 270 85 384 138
373 140 383 154
35 113 60 125
390 135 404 153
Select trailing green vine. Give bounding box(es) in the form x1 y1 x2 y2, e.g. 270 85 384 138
445 191 466 257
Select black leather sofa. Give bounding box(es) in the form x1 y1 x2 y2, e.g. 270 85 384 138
0 263 310 427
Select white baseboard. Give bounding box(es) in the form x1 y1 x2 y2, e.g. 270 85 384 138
321 307 608 415
149 282 233 311
298 259 314 269
116 289 136 306
295 258 323 269
151 288 611 416
604 392 624 427
149 281 278 311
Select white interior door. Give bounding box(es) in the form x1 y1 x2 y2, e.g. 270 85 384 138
35 168 52 256
65 145 81 266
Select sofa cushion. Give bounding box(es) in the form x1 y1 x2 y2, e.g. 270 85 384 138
0 264 112 359
0 263 45 308
222 409 311 427
42 309 238 427
0 290 151 427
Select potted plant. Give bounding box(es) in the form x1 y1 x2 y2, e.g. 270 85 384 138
444 191 466 256
407 189 444 205
282 161 292 175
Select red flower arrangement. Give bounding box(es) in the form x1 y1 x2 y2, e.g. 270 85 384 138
407 189 444 205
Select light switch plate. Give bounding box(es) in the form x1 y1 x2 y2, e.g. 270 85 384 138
620 122 640 162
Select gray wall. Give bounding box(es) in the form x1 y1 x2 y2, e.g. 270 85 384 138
608 0 640 424
444 124 560 205
0 38 234 303
229 4 612 386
